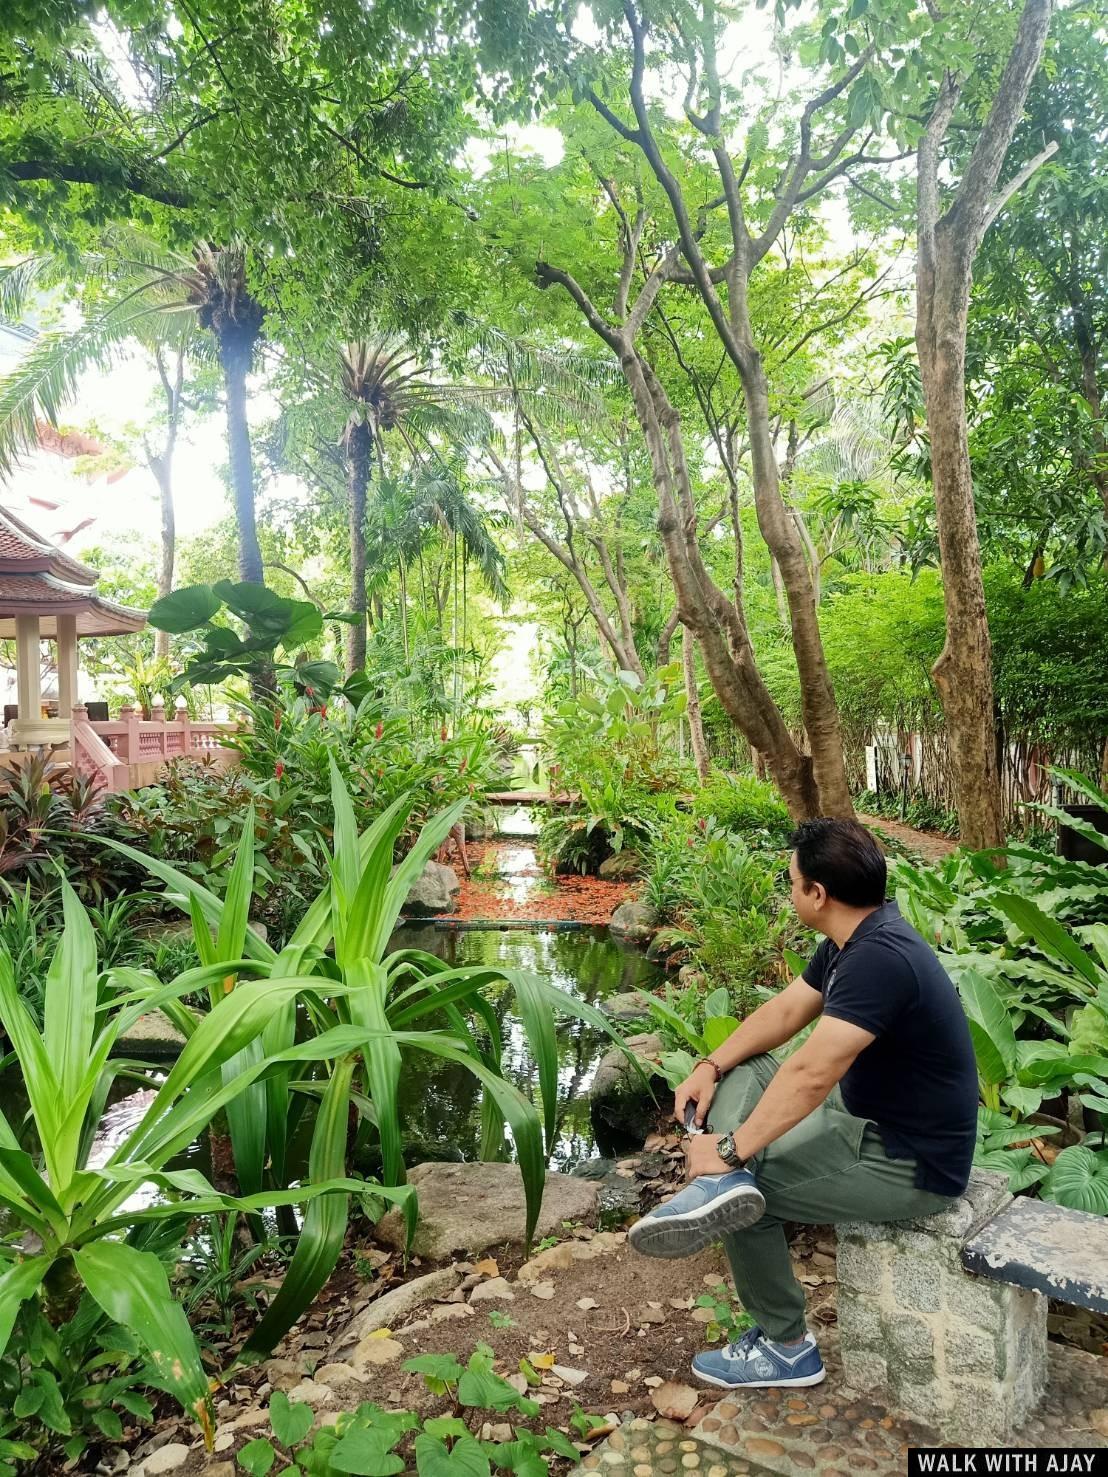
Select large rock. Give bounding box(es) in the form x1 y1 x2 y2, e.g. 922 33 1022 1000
329 1268 458 1360
402 860 460 916
609 900 661 944
375 1161 599 1260
589 1032 667 1150
600 990 652 1023
598 851 643 881
115 1009 186 1060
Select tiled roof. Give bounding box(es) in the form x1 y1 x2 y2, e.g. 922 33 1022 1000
0 572 145 636
0 505 98 583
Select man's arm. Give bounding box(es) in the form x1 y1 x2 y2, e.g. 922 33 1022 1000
706 977 826 1072
731 1016 874 1163
683 1012 874 1177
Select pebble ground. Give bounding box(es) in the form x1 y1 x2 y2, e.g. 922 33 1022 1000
575 1336 1108 1477
573 1419 765 1477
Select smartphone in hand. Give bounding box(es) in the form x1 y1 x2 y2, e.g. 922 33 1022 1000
684 1101 704 1136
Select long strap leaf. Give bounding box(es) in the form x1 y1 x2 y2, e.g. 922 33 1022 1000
74 1241 213 1444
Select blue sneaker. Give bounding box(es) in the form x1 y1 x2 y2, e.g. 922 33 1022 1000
627 1169 766 1258
692 1326 826 1389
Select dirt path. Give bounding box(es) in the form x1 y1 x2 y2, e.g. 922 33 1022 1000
856 811 958 865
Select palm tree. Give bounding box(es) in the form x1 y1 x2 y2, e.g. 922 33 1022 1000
0 235 267 590
299 338 504 673
364 460 508 693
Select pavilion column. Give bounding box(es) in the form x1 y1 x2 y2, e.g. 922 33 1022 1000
56 614 79 718
15 614 42 722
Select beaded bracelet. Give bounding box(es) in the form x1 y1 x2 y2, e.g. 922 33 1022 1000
696 1057 723 1083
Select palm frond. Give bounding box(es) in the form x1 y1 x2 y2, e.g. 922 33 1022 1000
0 299 180 479
0 257 54 324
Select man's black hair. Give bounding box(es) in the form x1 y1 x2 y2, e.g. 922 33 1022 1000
789 817 887 908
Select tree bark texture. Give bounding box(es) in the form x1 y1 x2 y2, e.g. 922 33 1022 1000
564 5 857 817
344 420 371 674
917 0 1053 849
682 625 710 782
147 349 185 661
219 325 264 586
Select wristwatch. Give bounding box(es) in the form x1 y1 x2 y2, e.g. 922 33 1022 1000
716 1132 744 1169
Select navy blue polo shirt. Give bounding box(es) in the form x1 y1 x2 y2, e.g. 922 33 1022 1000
802 900 978 1197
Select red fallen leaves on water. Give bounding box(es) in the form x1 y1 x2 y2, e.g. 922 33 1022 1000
449 841 634 925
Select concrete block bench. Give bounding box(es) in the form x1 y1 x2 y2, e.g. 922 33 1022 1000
836 1169 1047 1443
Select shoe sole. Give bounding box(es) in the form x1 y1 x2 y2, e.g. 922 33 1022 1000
627 1183 767 1259
692 1364 827 1390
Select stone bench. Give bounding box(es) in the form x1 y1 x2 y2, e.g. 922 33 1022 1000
836 1169 1048 1443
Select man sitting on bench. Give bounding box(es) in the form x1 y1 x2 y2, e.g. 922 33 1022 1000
629 818 978 1391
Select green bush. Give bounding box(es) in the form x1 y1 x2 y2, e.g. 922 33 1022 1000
692 773 792 845
643 820 804 1009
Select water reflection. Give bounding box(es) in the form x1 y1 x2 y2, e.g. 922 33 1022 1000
0 923 661 1219
388 924 663 1169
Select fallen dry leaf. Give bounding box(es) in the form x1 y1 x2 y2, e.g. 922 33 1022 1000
530 1352 556 1369
650 1381 700 1421
529 1281 556 1301
474 1257 500 1278
576 1297 599 1312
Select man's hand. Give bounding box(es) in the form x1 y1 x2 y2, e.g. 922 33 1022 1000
674 1061 718 1129
683 1133 733 1180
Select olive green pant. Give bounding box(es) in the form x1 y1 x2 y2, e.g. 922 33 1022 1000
705 1054 952 1342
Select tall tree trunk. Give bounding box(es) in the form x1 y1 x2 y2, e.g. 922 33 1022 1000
219 325 264 585
916 0 1054 849
344 421 371 675
682 626 710 782
148 348 184 661
153 460 175 661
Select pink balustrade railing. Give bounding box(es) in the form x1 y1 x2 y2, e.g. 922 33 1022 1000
70 703 237 793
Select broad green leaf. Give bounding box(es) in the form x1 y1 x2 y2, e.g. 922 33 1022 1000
703 1015 741 1050
415 1433 491 1477
458 1367 534 1413
331 1427 407 1476
487 1441 546 1477
238 1438 277 1476
269 1390 314 1448
0 1256 49 1357
404 1353 465 1382
148 583 220 633
1042 1145 1108 1215
957 970 1017 1085
990 894 1101 993
73 1242 212 1440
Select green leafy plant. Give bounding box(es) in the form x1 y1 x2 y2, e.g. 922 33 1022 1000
238 1347 583 1476
693 1282 754 1345
148 581 362 695
0 881 410 1448
895 824 1108 1210
692 774 792 847
104 760 637 1356
0 1299 157 1474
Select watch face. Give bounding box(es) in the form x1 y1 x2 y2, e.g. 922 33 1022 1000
718 1133 737 1163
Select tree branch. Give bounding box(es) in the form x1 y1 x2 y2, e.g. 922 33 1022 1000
981 140 1059 234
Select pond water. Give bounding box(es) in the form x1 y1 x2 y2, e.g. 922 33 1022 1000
381 922 664 1170
0 916 663 1211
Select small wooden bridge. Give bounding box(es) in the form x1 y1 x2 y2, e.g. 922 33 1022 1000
485 790 574 806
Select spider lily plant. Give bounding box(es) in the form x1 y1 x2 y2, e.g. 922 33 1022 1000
104 759 639 1357
0 883 411 1445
